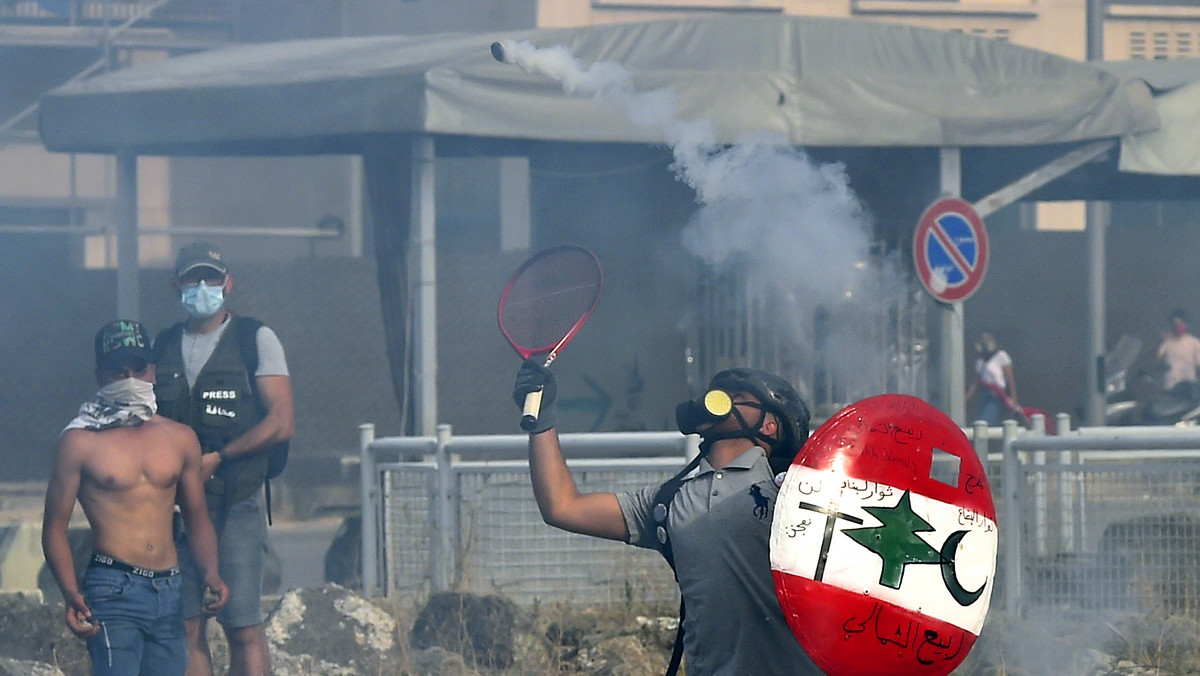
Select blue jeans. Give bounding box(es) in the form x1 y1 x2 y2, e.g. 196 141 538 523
979 391 1008 426
82 564 186 676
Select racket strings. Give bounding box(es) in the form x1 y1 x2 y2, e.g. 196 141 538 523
499 248 602 357
505 281 601 305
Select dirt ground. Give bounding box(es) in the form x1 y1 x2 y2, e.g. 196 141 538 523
0 483 1176 675
0 588 1176 676
0 589 684 676
0 481 681 675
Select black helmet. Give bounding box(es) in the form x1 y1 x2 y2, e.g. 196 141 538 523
708 367 810 472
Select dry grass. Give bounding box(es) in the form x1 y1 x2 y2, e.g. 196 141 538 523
368 595 679 676
949 606 1200 676
8 587 1200 676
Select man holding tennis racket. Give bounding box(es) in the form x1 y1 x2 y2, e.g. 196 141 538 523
513 361 824 675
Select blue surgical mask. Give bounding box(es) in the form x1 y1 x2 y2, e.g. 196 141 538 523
181 282 225 319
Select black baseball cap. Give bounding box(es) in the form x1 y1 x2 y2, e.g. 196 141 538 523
94 320 153 369
174 241 228 278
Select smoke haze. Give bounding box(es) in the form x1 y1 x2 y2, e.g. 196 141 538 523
502 40 910 402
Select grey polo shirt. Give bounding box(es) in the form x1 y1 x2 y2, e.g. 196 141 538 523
616 446 823 675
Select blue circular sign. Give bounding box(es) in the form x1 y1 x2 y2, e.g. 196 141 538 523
913 197 989 303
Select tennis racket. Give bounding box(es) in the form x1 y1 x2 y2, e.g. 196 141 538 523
498 245 603 431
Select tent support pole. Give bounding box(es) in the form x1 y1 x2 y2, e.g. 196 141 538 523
940 147 967 424
973 140 1115 219
1085 202 1109 425
116 151 139 320
412 135 438 436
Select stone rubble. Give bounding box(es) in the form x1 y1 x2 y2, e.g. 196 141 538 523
0 586 1189 675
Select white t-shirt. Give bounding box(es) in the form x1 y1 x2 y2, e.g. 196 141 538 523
975 349 1012 390
1158 333 1200 390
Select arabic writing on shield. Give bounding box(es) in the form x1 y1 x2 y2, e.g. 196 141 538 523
866 420 924 446
843 601 965 666
957 506 994 532
964 473 986 495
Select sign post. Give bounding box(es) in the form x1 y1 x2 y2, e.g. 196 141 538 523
914 195 987 423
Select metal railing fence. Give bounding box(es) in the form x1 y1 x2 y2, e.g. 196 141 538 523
997 418 1200 619
358 424 698 605
360 417 1200 617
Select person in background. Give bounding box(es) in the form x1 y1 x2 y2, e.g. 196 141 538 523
512 360 823 675
152 242 294 676
1157 309 1200 399
966 331 1021 426
42 320 227 676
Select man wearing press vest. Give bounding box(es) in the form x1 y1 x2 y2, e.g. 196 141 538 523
152 241 294 676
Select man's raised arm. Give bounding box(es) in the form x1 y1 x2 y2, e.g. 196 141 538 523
514 359 627 541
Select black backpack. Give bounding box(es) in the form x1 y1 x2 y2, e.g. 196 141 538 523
233 316 290 481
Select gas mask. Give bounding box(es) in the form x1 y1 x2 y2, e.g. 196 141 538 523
676 388 776 451
675 389 735 436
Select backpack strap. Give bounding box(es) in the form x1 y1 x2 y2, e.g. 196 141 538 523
232 316 279 525
650 452 705 571
650 450 708 676
232 316 265 410
151 322 185 366
665 599 686 676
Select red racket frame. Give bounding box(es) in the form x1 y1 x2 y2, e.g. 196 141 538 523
497 244 603 366
497 245 603 430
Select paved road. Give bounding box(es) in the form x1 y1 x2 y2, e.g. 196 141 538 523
268 517 345 592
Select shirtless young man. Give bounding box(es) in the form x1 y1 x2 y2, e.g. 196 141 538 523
42 320 228 676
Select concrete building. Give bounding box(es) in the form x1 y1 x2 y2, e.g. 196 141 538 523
5 0 1197 270
540 0 1200 61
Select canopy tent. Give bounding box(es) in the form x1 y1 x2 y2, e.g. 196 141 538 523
1099 58 1200 177
36 15 1200 428
40 15 1160 154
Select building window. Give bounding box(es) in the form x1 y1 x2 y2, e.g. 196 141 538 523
950 26 1012 42
1122 26 1200 59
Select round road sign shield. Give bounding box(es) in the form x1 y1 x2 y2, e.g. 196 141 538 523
771 394 997 676
913 197 989 303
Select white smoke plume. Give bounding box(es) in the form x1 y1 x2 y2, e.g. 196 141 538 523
496 40 912 402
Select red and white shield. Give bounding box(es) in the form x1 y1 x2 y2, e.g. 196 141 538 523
771 394 997 676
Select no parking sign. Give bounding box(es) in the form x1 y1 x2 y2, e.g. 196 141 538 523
913 197 989 303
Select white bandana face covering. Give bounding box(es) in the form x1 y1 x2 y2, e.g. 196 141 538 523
64 377 157 432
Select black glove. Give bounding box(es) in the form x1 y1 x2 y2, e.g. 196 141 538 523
513 358 557 434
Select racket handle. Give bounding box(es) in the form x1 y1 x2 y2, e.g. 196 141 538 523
520 388 544 431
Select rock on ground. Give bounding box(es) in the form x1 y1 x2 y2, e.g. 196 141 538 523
265 584 406 674
0 592 86 676
0 583 1187 675
410 592 518 669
